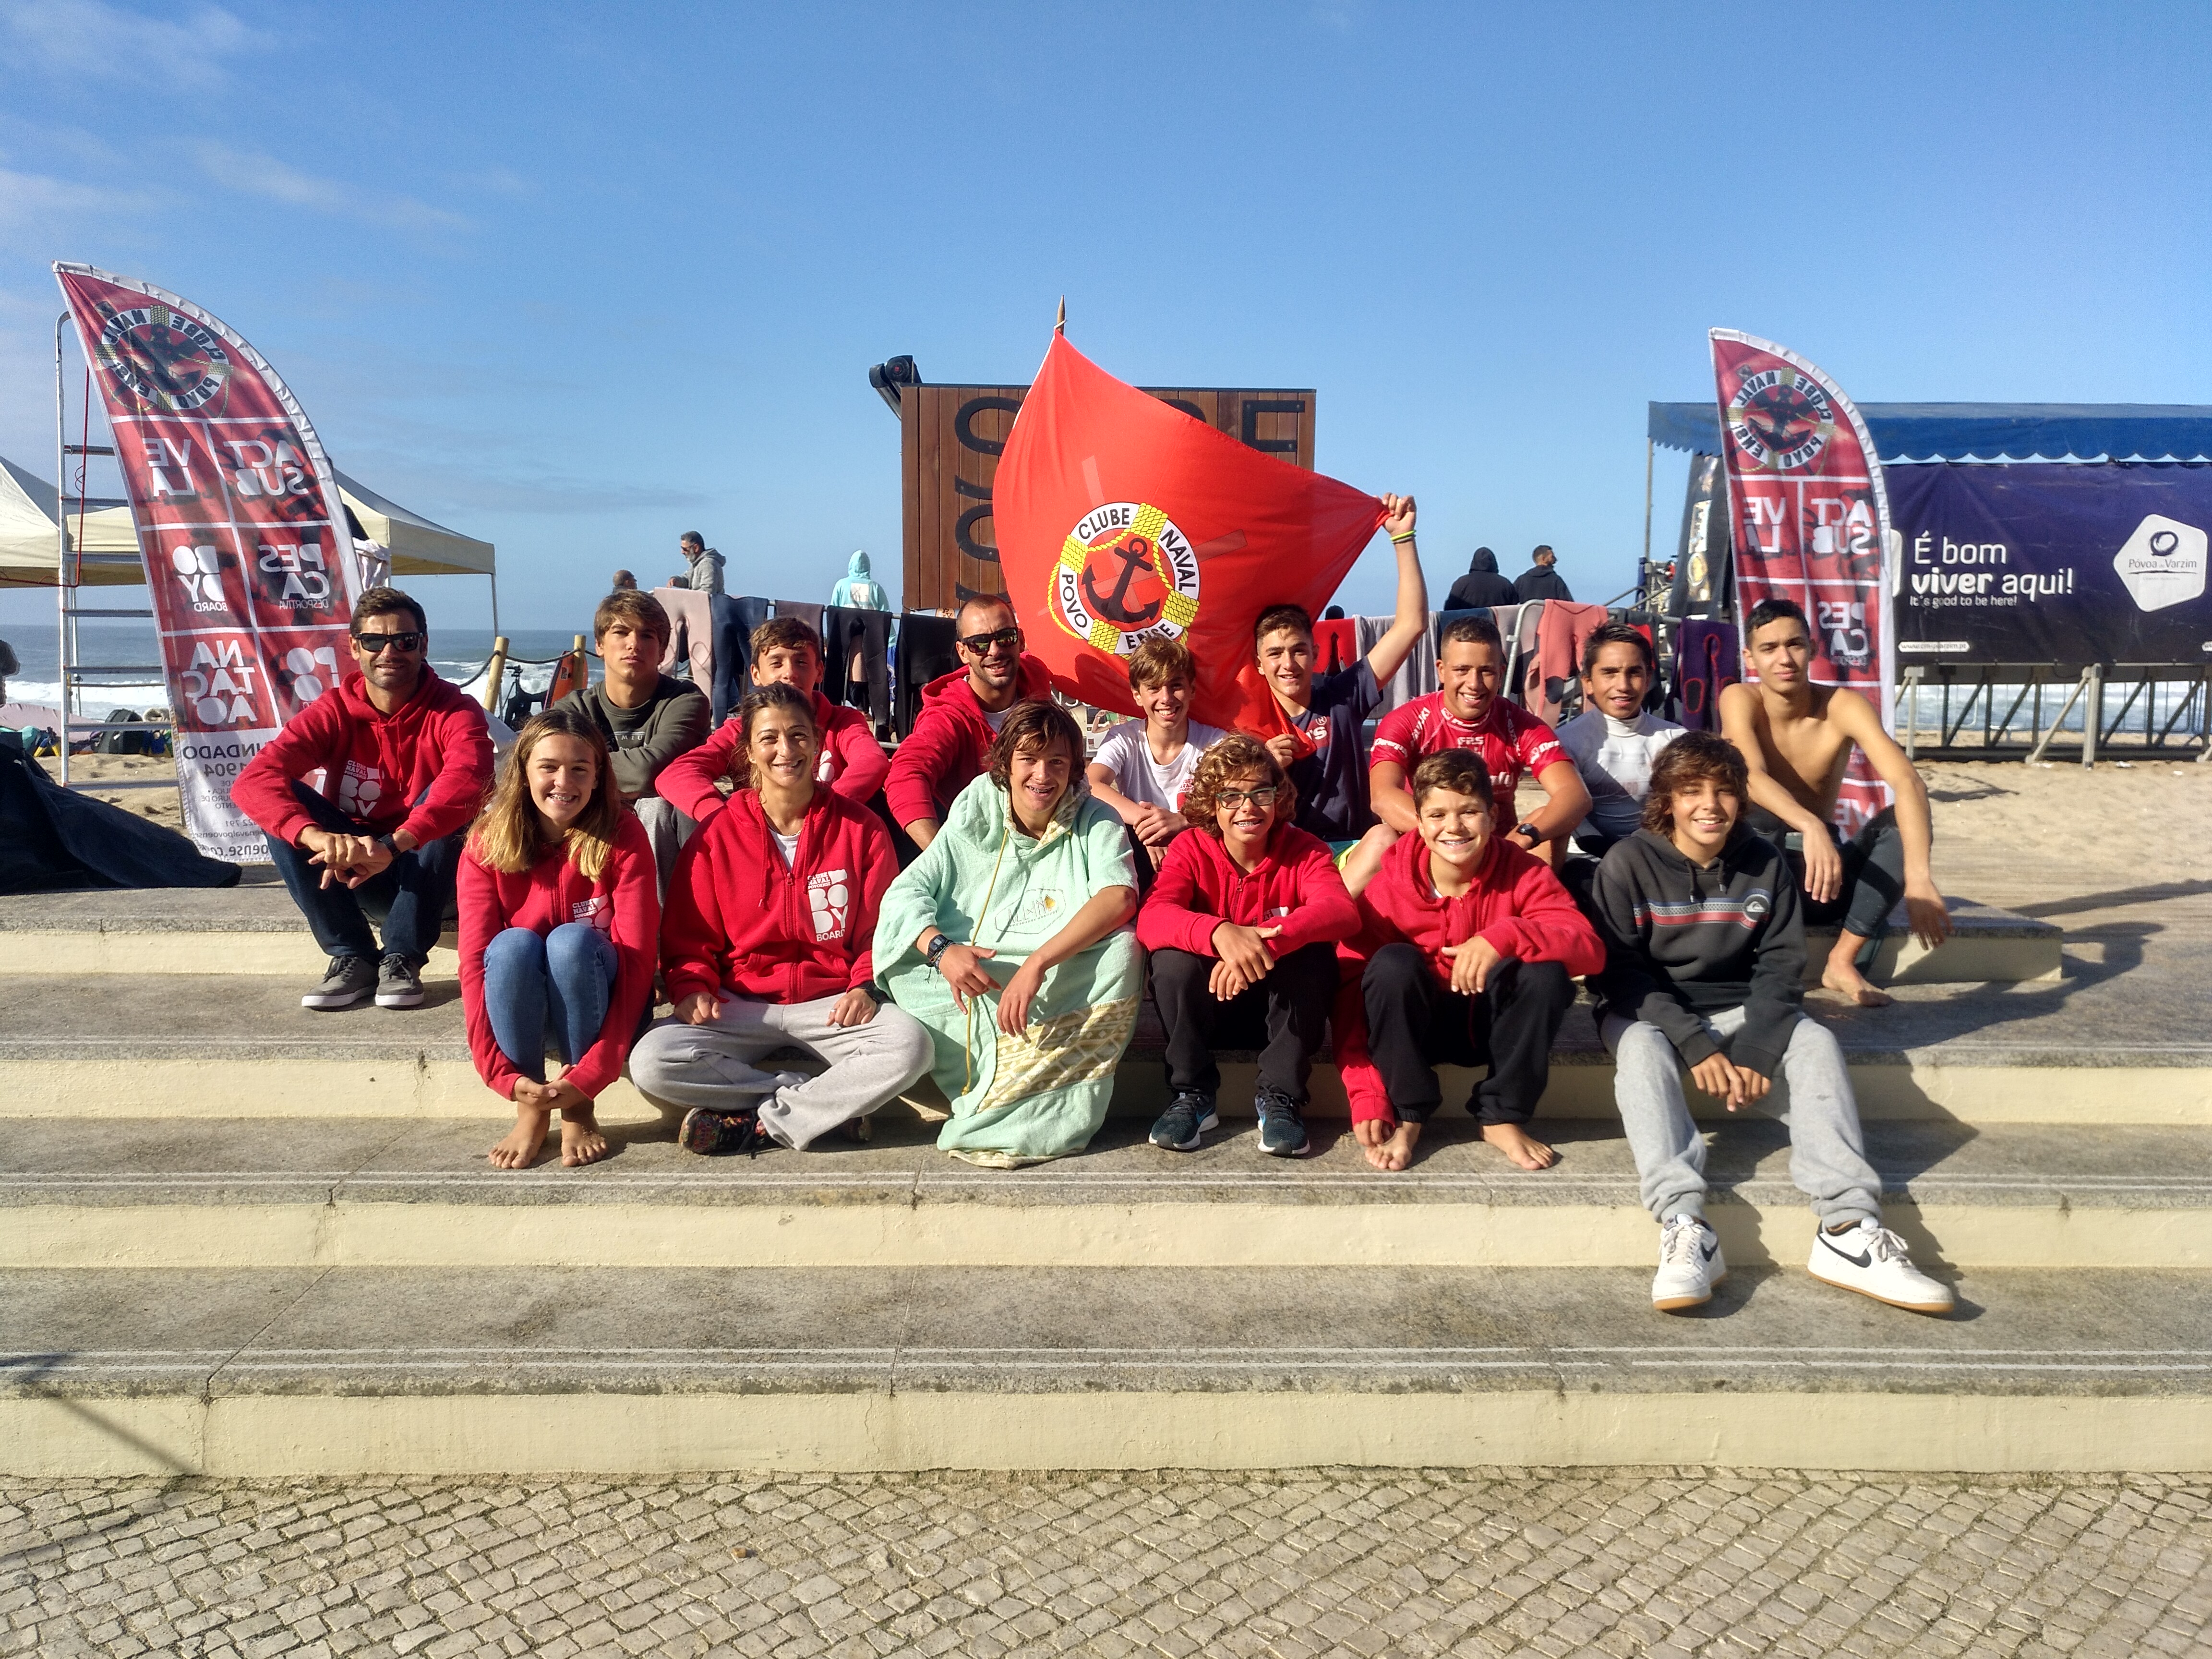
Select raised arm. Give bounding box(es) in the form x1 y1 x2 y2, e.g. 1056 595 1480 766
1361 493 1430 688
1832 688 1950 949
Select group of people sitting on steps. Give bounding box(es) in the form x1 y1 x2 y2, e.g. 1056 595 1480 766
228 495 1956 1319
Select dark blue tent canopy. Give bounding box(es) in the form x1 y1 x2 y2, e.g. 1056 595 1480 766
1648 402 2212 464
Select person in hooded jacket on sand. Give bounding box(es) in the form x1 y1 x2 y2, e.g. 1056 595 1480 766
828 551 889 610
1444 547 1517 612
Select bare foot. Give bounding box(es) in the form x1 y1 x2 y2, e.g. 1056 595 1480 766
1354 1118 1423 1172
560 1105 610 1167
489 1103 553 1170
1820 960 1894 1007
1481 1120 1557 1170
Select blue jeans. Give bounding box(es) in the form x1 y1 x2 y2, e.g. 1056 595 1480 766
481 924 618 1083
264 781 462 968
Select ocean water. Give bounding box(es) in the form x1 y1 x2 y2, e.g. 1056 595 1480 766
5 624 601 716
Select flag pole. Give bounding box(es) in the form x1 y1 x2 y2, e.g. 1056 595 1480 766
1056 297 1066 336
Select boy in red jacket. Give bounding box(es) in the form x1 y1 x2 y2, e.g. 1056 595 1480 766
1135 735 1358 1156
233 587 494 1012
630 684 933 1153
883 596 1053 852
657 614 889 826
1346 748 1602 1173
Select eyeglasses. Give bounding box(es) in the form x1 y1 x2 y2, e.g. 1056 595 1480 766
352 630 422 654
1215 787 1281 810
957 626 1022 655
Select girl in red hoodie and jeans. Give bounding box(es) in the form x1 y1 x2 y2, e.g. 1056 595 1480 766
461 708 660 1171
631 683 933 1154
1135 735 1358 1157
1346 748 1604 1174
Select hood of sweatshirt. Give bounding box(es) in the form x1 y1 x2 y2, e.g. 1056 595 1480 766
941 766 1093 861
1465 546 1499 575
846 551 871 578
1624 823 1771 893
335 665 468 735
1376 825 1509 939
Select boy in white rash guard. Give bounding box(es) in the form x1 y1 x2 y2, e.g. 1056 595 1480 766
1556 622 1682 857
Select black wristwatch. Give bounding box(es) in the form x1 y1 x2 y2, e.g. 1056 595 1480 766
373 832 398 854
1514 822 1542 844
925 933 955 971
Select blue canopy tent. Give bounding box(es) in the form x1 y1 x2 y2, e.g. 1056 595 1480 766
1646 403 2212 465
1642 401 2212 757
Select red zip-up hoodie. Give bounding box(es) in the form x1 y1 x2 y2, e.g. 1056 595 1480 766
233 668 493 847
1136 820 1357 958
661 786 897 1007
882 654 1055 829
457 812 660 1100
1333 830 1604 1124
656 691 890 824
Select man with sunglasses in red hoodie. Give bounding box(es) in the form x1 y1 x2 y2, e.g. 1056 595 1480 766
884 595 1054 853
235 587 494 1012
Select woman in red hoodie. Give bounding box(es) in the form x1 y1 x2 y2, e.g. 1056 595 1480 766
461 707 660 1171
1135 735 1358 1158
1345 748 1603 1174
630 682 932 1155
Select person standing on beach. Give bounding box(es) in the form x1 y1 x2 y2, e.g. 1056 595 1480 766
1513 545 1574 603
233 586 494 1011
553 589 710 893
1718 598 1949 1006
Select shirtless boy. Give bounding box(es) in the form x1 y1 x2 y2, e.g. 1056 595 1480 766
1718 598 1950 1006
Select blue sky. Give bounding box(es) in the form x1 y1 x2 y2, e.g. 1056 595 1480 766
2 0 2208 633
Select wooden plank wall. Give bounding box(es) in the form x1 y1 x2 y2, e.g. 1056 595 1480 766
901 385 1317 615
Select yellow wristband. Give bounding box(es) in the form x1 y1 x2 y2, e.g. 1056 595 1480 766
1390 531 1417 544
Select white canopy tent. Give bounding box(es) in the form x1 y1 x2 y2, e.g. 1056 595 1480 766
0 455 497 589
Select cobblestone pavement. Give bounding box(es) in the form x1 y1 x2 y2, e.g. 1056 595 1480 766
2 1470 2208 1658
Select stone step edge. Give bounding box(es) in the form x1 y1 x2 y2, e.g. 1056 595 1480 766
5 1057 2206 1124
7 1389 2206 1479
9 1198 2204 1273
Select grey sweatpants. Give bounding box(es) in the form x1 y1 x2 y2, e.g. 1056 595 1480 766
1601 1006 1883 1228
631 795 696 901
630 991 933 1150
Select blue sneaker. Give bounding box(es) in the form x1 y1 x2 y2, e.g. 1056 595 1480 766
1253 1089 1310 1157
1149 1090 1219 1152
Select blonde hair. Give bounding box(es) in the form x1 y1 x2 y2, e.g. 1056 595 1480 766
469 708 625 882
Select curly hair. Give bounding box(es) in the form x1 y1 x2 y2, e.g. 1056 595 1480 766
985 699 1085 792
1640 731 1748 833
468 706 623 881
1181 734 1295 837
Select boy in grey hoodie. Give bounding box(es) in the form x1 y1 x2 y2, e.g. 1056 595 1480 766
1590 732 1950 1316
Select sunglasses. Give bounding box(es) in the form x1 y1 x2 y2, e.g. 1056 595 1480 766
958 625 1022 655
1216 787 1281 810
352 630 423 654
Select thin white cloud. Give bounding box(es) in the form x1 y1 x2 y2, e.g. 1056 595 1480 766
193 142 470 234
0 0 262 85
0 166 157 233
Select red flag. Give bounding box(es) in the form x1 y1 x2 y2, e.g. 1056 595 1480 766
55 263 365 861
1708 329 1897 833
993 334 1386 731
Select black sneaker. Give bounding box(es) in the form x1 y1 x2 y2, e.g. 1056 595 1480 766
1149 1090 1219 1152
301 955 376 1010
1254 1089 1310 1157
374 955 424 1009
678 1105 770 1158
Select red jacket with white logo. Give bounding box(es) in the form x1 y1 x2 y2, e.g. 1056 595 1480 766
233 668 494 847
1332 830 1604 1124
457 811 660 1100
661 786 897 1007
655 691 890 824
1135 820 1358 958
882 654 1055 829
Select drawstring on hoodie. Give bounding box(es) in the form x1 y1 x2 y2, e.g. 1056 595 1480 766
961 814 1015 1097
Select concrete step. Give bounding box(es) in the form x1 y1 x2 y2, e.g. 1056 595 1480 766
0 886 2059 983
6 1117 2205 1273
4 972 2202 1124
6 1264 2208 1477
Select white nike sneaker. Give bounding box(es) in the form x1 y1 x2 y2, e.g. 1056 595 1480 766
1807 1219 1955 1314
1652 1214 1726 1312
